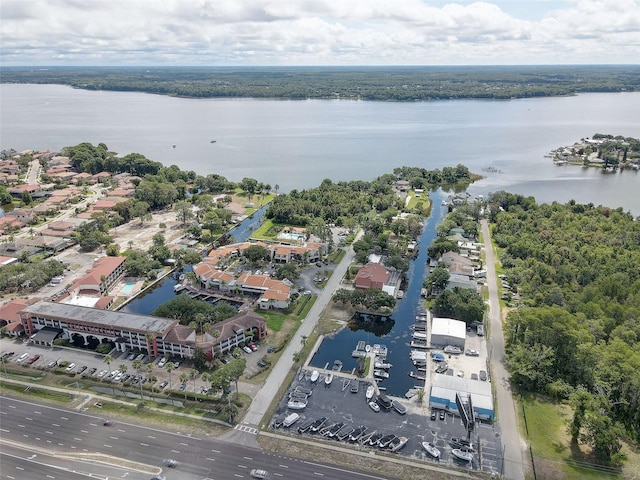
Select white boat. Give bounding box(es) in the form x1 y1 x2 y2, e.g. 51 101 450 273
368 401 380 412
373 370 389 379
388 436 408 452
452 449 474 462
287 399 308 410
324 373 333 386
421 442 440 459
282 412 300 427
365 385 375 400
310 370 319 383
444 345 463 355
374 360 392 369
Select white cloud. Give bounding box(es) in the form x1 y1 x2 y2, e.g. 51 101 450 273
0 0 638 65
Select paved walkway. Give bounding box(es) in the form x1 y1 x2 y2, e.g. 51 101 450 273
481 219 525 480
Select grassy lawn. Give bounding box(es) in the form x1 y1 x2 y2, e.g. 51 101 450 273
520 393 624 480
259 310 286 331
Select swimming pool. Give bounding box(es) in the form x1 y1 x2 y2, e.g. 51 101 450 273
120 283 136 294
279 232 305 241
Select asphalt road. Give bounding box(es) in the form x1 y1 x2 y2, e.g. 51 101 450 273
481 219 525 480
0 395 397 480
241 234 361 430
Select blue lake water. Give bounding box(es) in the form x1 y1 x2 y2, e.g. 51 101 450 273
310 191 449 397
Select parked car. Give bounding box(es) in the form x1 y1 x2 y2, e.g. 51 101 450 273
27 355 40 365
477 325 485 336
464 349 479 356
66 363 76 372
249 343 258 351
471 373 479 381
479 370 488 381
439 410 446 420
158 381 168 389
1 351 14 359
88 367 97 375
243 346 253 354
16 353 29 363
179 383 186 391
431 410 437 421
257 360 267 368
172 361 181 368
77 365 87 374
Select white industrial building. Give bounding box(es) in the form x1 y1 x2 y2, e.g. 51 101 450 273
429 374 494 421
431 317 466 349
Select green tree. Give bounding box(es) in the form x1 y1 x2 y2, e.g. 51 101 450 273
174 200 194 225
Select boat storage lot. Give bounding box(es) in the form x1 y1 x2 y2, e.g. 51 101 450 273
269 369 502 474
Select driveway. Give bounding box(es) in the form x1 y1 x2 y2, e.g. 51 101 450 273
481 219 525 480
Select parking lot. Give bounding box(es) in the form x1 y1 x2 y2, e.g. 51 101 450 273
268 368 502 474
0 336 269 397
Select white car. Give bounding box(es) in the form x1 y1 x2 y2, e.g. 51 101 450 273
465 349 480 357
66 363 76 372
250 469 272 479
243 346 253 354
16 353 30 363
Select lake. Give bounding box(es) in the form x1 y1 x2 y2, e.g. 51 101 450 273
1 84 639 214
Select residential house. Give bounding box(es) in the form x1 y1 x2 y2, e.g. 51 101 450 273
354 263 391 290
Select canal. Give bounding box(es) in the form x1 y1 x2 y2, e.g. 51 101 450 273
309 190 449 398
121 205 268 315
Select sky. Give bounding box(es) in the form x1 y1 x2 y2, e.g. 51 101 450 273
1 0 639 66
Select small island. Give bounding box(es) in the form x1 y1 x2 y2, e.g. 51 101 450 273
548 133 640 171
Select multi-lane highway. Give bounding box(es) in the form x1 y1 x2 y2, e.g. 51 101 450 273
0 396 396 480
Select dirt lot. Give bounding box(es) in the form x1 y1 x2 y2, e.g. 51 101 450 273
110 210 187 251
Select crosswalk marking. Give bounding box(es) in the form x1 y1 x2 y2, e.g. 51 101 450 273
234 424 258 435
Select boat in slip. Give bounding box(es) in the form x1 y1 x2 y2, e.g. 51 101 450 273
332 360 343 371
373 370 389 379
374 360 392 369
324 373 333 386
422 442 440 459
310 370 320 383
452 449 474 462
287 399 308 410
387 436 408 452
365 384 375 400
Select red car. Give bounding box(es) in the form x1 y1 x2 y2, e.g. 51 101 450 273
27 354 40 365
249 343 258 351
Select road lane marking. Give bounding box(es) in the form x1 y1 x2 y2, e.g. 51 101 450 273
279 465 289 468
238 465 247 469
74 437 82 441
110 436 118 440
117 429 126 433
211 449 220 453
15 466 24 470
52 423 60 427
89 423 97 427
45 431 53 435
206 457 216 462
34 411 41 414
180 442 188 446
103 444 112 448
140 443 149 446
147 435 156 439
0 428 9 433
243 456 252 460
9 405 15 409
25 417 32 421
81 430 88 433
171 450 180 454
47 476 55 479
274 474 283 477
60 416 68 420
18 424 25 428
313 473 324 476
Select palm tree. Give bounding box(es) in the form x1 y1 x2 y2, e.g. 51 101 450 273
189 368 199 394
132 359 144 402
103 355 113 381
166 362 174 391
179 373 189 400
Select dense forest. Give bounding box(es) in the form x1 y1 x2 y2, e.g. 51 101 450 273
2 65 639 101
488 192 640 465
